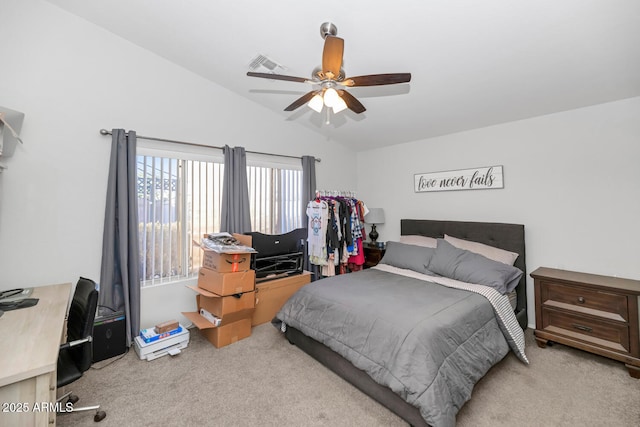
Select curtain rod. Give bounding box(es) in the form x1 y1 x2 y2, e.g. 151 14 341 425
99 129 321 163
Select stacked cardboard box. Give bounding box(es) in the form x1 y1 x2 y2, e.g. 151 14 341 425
182 234 256 348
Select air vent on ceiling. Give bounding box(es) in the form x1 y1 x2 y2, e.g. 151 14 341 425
248 54 286 73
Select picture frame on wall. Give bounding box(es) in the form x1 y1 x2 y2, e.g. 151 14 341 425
414 165 504 193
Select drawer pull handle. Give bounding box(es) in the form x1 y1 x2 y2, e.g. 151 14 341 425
577 296 585 304
572 323 593 333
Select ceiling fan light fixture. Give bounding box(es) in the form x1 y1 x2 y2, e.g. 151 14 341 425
307 93 324 113
323 87 340 108
332 96 348 113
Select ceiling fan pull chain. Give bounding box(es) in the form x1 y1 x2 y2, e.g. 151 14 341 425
325 108 331 125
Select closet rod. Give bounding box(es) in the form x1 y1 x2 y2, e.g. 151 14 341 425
99 129 321 163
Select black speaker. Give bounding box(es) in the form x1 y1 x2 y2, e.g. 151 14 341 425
92 311 126 363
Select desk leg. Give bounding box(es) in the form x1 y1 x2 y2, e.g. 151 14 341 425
36 373 55 425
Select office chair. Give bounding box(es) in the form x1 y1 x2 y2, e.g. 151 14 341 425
56 277 106 422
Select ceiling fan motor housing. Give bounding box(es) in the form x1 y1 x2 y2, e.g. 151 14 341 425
312 65 345 81
320 22 338 39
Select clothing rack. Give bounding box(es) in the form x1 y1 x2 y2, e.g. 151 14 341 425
99 129 321 163
306 191 367 278
315 190 356 198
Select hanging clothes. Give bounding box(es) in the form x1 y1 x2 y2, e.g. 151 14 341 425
347 199 367 268
306 193 369 277
306 199 329 266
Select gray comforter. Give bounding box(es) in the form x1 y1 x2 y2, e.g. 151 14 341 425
275 268 511 427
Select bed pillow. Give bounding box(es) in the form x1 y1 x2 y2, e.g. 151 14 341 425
379 241 436 275
444 234 519 266
427 239 523 294
398 235 438 248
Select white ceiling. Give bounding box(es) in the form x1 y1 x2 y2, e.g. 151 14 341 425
46 0 640 151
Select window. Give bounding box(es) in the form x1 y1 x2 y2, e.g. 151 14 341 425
247 165 303 234
137 152 302 287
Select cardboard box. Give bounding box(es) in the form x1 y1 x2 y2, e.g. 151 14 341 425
201 233 254 272
187 285 255 317
252 271 312 326
182 310 253 349
182 282 256 349
202 251 252 272
200 317 252 348
197 268 255 296
155 319 179 334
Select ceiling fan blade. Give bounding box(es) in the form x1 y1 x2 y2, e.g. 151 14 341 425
247 71 310 84
322 36 344 79
342 73 412 87
284 91 318 111
338 90 366 114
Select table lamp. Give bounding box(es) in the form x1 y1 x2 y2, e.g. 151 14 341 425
364 208 385 245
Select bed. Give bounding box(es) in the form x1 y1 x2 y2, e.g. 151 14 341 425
274 219 528 427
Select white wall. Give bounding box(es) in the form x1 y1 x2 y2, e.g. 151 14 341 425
3 1 638 332
357 97 640 327
0 0 355 328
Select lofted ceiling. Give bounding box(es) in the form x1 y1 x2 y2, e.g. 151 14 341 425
46 0 640 151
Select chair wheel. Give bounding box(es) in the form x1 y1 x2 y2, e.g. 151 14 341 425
94 410 106 422
68 394 79 405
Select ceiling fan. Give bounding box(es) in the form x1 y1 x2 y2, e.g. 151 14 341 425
247 22 411 119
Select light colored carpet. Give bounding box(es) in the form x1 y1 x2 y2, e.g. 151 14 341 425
57 324 640 426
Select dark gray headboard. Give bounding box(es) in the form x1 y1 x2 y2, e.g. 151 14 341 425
401 219 527 329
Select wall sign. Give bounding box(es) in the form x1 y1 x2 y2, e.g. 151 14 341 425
414 165 504 193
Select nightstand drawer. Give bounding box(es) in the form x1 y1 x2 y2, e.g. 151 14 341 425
541 280 628 322
542 308 630 354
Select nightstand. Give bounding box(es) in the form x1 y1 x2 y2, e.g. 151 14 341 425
531 267 640 378
363 242 386 269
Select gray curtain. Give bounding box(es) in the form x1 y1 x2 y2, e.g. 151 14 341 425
301 155 316 217
220 145 252 234
99 129 141 346
301 156 317 279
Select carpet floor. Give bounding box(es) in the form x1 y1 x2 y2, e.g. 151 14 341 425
57 323 640 426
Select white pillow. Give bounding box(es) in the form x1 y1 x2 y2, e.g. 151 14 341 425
444 234 519 266
399 235 438 248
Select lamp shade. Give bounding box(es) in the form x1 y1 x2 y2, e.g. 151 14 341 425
323 88 340 107
364 208 385 224
307 94 324 113
332 96 348 113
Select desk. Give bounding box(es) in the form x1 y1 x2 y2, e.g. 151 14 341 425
0 283 71 426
